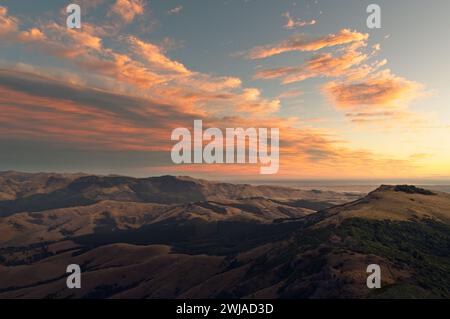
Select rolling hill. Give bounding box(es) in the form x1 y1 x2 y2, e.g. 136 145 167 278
0 174 449 299
0 173 358 217
0 172 358 247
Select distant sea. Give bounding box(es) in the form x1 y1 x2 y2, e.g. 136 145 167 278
238 179 450 194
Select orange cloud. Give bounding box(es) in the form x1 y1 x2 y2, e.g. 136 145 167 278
343 59 387 82
128 36 191 74
283 12 316 29
255 44 369 83
0 71 185 152
344 110 428 129
10 22 167 89
1 7 284 118
187 75 242 92
12 22 104 59
247 29 368 59
0 69 421 178
17 28 46 42
323 69 424 111
109 0 145 23
235 88 281 115
79 52 167 88
0 5 435 178
345 111 410 124
67 28 103 51
153 115 418 178
46 23 103 51
0 5 18 35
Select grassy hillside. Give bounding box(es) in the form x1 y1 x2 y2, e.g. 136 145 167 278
0 179 449 299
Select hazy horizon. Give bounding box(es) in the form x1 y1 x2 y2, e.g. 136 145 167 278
2 170 450 195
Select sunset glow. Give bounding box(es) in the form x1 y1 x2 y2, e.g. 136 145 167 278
1 0 449 180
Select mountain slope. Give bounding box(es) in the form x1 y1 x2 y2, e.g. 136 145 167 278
0 171 84 201
0 173 359 217
313 185 450 227
0 197 315 247
0 184 449 298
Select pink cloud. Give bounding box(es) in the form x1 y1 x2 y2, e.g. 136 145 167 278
0 6 18 35
283 12 316 29
255 44 369 83
128 36 191 74
17 28 46 42
109 0 145 23
323 69 424 111
247 29 368 59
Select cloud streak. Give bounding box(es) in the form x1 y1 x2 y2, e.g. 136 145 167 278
283 12 316 29
168 6 183 15
255 43 369 83
247 29 368 59
128 36 191 74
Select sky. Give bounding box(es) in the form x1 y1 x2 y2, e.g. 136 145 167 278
0 0 449 180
